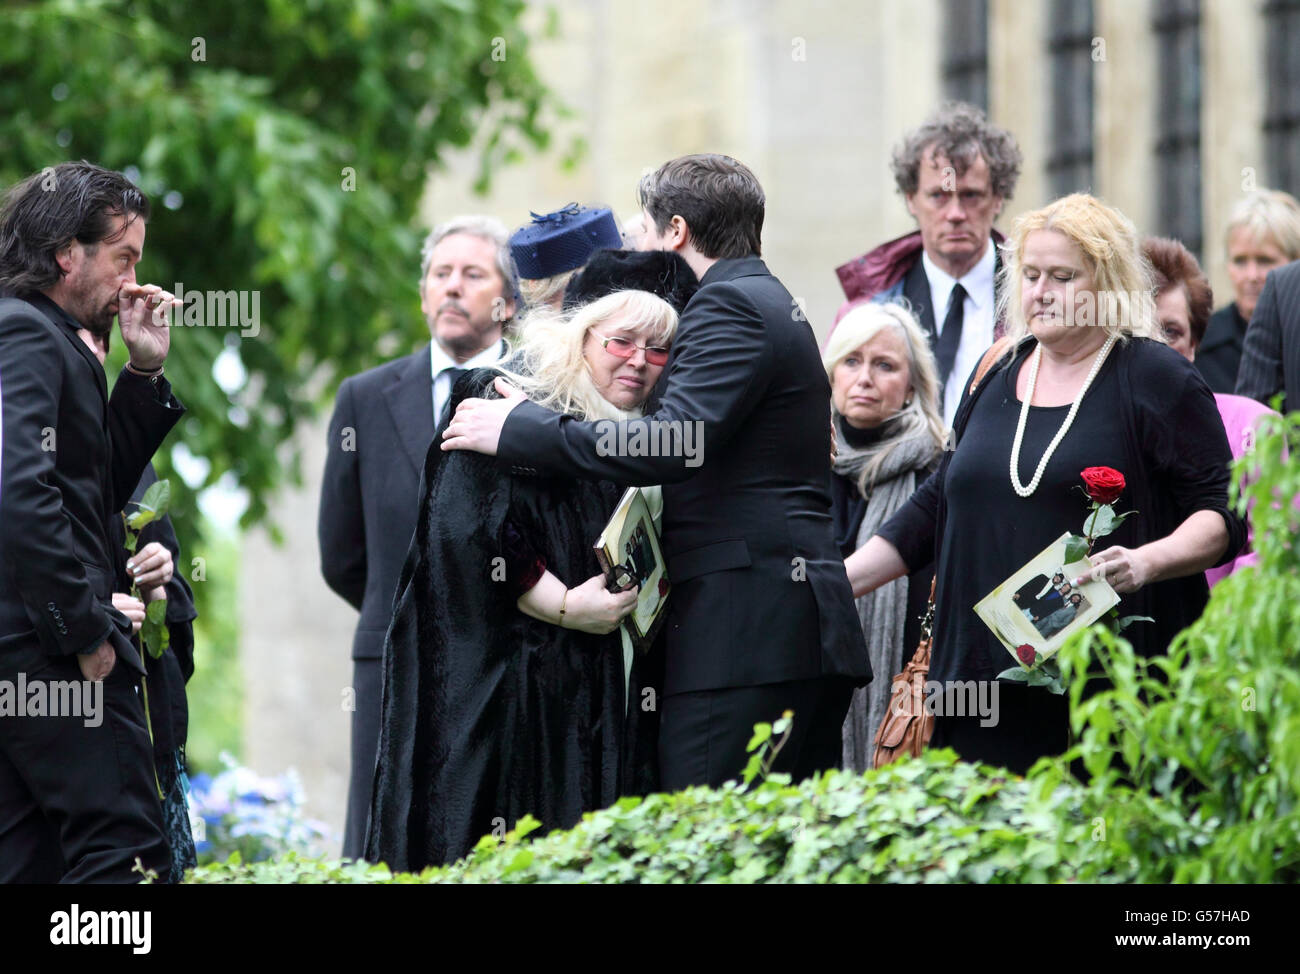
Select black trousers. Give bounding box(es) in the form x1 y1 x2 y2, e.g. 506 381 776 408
342 657 382 861
0 651 170 883
658 676 855 791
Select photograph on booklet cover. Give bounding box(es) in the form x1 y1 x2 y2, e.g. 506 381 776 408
593 486 670 652
975 532 1119 663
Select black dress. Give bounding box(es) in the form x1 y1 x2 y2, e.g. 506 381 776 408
879 338 1246 773
365 370 661 870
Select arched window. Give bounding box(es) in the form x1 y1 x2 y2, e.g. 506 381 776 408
1153 0 1203 260
1263 0 1300 193
1045 0 1096 197
942 0 989 111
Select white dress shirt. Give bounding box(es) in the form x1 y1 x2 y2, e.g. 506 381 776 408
430 337 509 424
922 242 997 428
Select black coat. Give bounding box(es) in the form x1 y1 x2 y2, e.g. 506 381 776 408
366 371 660 870
1196 303 1249 394
1236 259 1300 413
318 344 438 661
0 294 183 675
108 463 199 778
497 256 869 696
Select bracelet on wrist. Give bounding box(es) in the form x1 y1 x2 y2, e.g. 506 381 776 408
126 361 164 378
558 588 569 627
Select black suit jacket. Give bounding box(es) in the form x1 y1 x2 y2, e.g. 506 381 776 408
497 256 870 696
0 294 184 675
897 240 1004 348
1236 260 1300 413
901 257 939 339
1197 303 1248 394
319 345 438 661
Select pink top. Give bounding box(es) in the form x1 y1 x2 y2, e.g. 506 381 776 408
1205 393 1278 588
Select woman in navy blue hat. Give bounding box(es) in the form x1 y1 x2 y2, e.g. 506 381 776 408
510 204 624 310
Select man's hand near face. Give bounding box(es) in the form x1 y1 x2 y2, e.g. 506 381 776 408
117 283 179 372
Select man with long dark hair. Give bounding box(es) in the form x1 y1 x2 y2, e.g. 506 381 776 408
0 161 184 882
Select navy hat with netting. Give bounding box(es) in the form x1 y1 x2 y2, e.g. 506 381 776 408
509 204 623 279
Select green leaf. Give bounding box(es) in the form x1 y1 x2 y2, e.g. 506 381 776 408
138 478 171 519
126 509 157 531
1063 534 1090 563
1084 504 1117 538
746 723 772 753
996 666 1031 682
1025 667 1057 687
141 598 169 658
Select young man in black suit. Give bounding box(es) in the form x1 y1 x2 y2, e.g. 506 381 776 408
443 154 870 789
318 215 516 859
0 162 184 882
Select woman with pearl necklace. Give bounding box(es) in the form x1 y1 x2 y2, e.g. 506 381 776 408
844 194 1246 773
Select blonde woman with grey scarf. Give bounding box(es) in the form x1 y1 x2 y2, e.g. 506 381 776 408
825 302 946 772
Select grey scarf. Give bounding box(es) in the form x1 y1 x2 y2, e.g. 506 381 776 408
834 415 941 772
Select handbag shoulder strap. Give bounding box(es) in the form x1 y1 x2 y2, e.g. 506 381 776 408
969 336 1013 396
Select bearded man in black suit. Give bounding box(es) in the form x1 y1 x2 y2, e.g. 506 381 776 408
0 162 184 882
443 154 870 789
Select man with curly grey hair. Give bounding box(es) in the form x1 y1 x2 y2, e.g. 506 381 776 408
835 101 1022 426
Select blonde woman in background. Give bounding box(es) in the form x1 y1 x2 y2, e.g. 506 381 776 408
1198 189 1300 392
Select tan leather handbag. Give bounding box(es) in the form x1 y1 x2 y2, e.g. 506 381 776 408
872 580 936 768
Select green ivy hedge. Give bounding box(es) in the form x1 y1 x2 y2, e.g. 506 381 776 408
188 752 1112 884
187 410 1300 884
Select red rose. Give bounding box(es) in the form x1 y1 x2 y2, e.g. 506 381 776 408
1016 644 1037 666
1080 466 1125 505
658 577 669 597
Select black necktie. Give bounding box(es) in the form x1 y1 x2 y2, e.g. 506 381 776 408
437 367 467 427
934 282 967 388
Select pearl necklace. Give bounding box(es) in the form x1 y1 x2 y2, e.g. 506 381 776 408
1009 334 1117 498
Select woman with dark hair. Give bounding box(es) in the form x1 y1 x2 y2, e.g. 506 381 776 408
1144 236 1278 586
367 252 697 870
844 194 1246 774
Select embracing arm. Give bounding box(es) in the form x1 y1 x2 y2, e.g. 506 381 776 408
496 284 771 484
